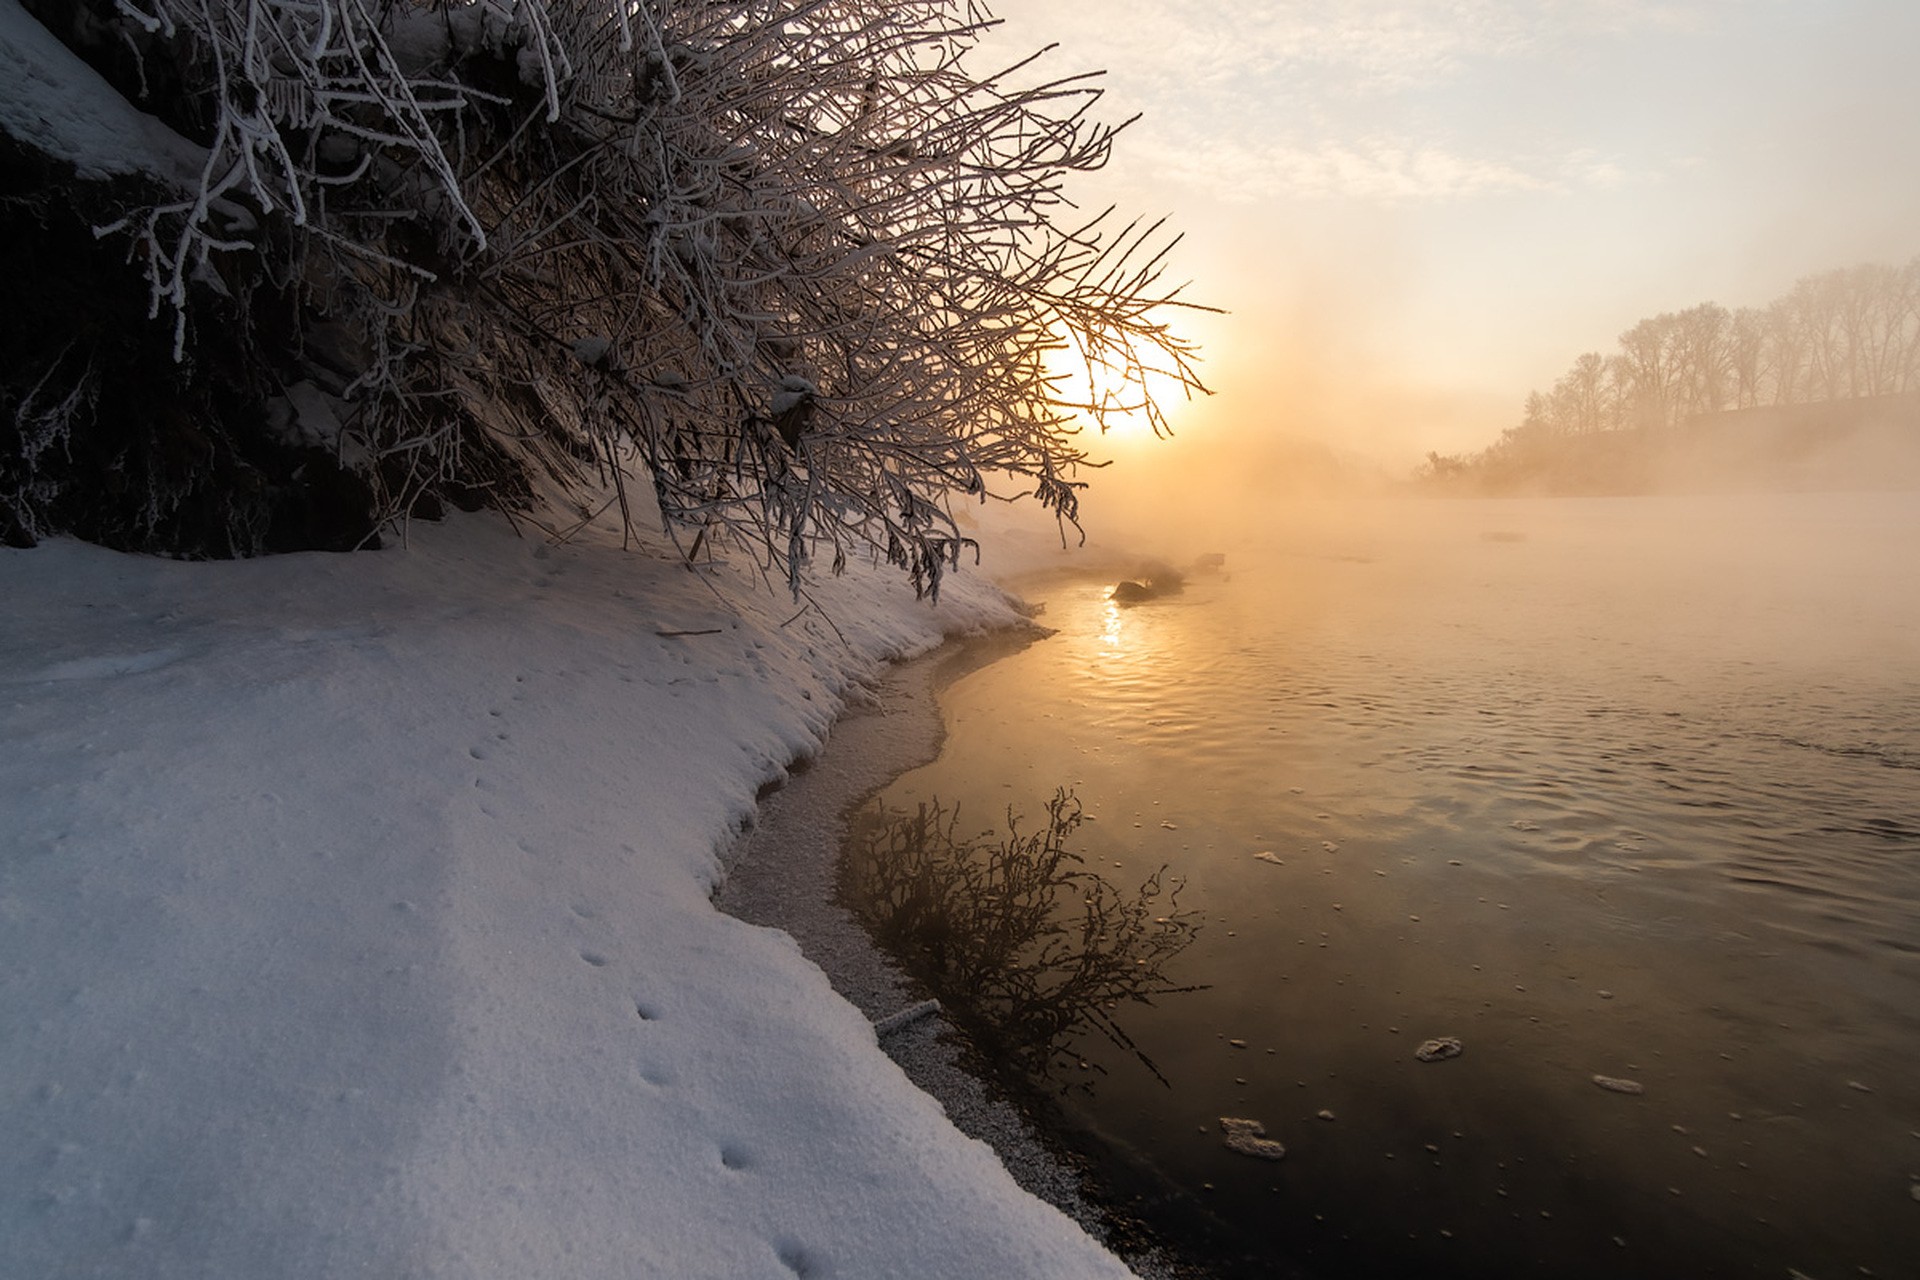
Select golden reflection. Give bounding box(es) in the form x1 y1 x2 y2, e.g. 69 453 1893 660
1101 599 1125 649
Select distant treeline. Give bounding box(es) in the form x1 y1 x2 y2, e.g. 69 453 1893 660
1421 259 1920 494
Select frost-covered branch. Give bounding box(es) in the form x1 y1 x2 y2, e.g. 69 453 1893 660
8 0 1210 589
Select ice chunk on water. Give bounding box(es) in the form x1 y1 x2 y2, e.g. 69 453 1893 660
1592 1074 1644 1095
1219 1117 1286 1161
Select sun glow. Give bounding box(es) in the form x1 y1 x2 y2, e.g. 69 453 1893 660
1046 330 1204 448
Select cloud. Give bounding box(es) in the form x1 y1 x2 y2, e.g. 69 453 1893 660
994 1 1723 98
1132 133 1561 204
985 1 1717 205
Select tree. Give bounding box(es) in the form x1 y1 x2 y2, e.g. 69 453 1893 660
1417 254 1920 494
1 0 1206 595
1552 351 1610 434
1615 313 1679 430
1669 302 1732 422
1727 307 1767 409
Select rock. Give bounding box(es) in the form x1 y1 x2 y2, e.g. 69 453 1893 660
1415 1037 1463 1063
1219 1117 1286 1161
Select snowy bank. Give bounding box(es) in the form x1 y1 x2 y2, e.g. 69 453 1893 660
0 515 1138 1279
0 0 206 184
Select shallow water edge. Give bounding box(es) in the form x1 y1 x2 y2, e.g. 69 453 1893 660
717 622 1327 1279
712 629 1168 1264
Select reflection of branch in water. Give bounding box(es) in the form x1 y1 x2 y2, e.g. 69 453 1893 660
844 789 1204 1086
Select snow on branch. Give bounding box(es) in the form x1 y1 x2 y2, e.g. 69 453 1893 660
18 0 1210 588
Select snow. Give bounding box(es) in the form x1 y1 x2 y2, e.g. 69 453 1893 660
0 0 206 185
772 375 819 416
0 513 1139 1279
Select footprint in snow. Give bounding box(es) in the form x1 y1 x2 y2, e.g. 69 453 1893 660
25 649 186 682
774 1240 822 1277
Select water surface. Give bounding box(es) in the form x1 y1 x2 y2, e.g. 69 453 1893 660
879 494 1920 1279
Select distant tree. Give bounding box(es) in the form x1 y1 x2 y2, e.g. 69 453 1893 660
1415 253 1920 493
0 0 1205 594
1659 303 1727 422
1727 308 1767 409
1552 351 1610 434
1761 296 1810 406
1615 313 1680 430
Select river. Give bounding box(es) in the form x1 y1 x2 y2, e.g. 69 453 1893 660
873 492 1920 1280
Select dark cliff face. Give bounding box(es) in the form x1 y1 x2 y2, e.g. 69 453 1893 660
0 135 392 558
0 1 542 560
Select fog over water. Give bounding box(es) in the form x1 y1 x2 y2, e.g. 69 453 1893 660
887 492 1920 1279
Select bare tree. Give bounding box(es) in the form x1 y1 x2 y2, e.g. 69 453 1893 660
1669 303 1732 422
5 1 1208 592
1727 307 1767 409
1553 351 1611 434
1428 255 1920 495
1614 313 1680 430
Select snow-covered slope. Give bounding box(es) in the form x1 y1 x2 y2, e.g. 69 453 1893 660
0 0 206 184
0 515 1136 1279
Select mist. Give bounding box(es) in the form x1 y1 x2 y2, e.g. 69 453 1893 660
946 469 1920 1279
947 6 1920 1276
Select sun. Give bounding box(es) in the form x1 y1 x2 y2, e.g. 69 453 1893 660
1045 337 1200 447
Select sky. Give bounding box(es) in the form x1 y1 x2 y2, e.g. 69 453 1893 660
979 0 1920 471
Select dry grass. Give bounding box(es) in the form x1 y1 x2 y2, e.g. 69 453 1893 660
844 788 1203 1085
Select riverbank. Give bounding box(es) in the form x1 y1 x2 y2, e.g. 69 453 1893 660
0 512 1143 1279
717 568 1333 1280
716 631 1121 1223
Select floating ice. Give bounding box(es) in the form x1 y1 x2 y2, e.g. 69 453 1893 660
1415 1037 1463 1063
1219 1117 1286 1161
872 999 941 1039
1592 1074 1645 1095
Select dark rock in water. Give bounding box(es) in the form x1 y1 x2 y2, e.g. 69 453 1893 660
1111 561 1189 604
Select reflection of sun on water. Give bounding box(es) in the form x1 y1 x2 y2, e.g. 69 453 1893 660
1101 600 1125 649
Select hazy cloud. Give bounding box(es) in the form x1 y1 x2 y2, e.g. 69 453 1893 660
1134 134 1560 204
997 1 1726 96
988 0 1735 203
